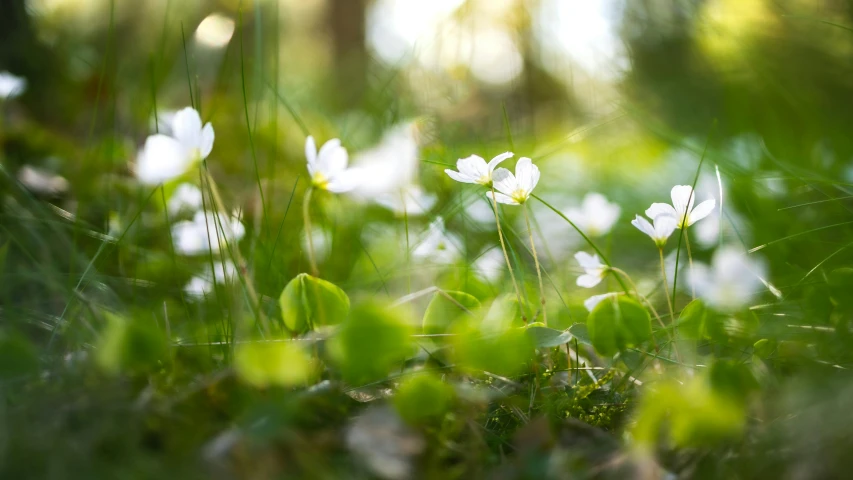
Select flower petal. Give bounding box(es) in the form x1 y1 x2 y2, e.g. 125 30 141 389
514 157 540 193
487 151 514 170
584 293 618 312
670 185 695 218
490 191 517 205
305 136 317 165
171 107 203 151
653 215 677 240
445 169 475 183
200 123 215 159
136 134 191 185
491 168 516 196
456 155 489 179
577 273 603 288
631 215 656 239
574 251 602 270
318 138 342 160
326 168 362 193
687 199 716 226
645 203 677 221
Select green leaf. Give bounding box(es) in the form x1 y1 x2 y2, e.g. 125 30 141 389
95 312 168 375
586 295 652 356
678 299 707 340
453 322 535 377
481 294 524 332
327 302 414 385
752 338 776 358
422 290 480 335
568 323 592 346
525 325 573 348
0 332 39 380
393 373 454 424
234 341 316 388
279 273 350 333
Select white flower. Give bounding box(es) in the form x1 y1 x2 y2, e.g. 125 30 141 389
0 72 26 99
631 214 677 247
412 217 461 264
172 210 245 256
375 185 437 216
167 183 203 216
349 122 422 198
17 165 69 196
473 248 505 282
305 136 359 192
137 107 214 185
565 193 620 236
584 292 619 312
574 251 608 288
445 152 513 186
184 260 238 297
490 157 540 205
646 185 715 229
689 247 767 312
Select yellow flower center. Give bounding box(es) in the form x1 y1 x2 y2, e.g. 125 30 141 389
312 172 329 190
510 188 528 204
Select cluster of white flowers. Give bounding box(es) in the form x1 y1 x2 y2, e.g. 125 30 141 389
131 105 771 313
132 106 244 298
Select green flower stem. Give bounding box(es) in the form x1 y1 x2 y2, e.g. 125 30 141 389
203 168 266 332
523 202 547 326
531 193 629 294
610 267 666 330
490 186 526 322
303 186 319 277
684 228 696 298
658 248 676 326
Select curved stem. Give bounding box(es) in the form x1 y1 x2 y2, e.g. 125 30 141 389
610 267 666 330
523 203 546 326
531 193 629 294
303 187 318 276
684 228 696 298
203 168 266 333
490 187 526 322
658 248 676 326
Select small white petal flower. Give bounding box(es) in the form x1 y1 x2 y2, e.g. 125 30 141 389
631 214 677 247
305 135 359 193
689 247 767 312
0 72 26 99
349 121 422 198
375 185 437 216
445 152 513 186
412 217 462 264
490 157 540 205
184 260 238 297
584 292 620 312
574 251 608 288
565 193 621 237
172 210 245 256
136 107 214 185
17 165 69 196
646 185 716 229
167 183 203 216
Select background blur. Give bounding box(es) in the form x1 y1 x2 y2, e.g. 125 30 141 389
5 0 853 478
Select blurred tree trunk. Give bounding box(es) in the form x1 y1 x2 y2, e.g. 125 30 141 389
327 0 367 111
0 0 68 124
